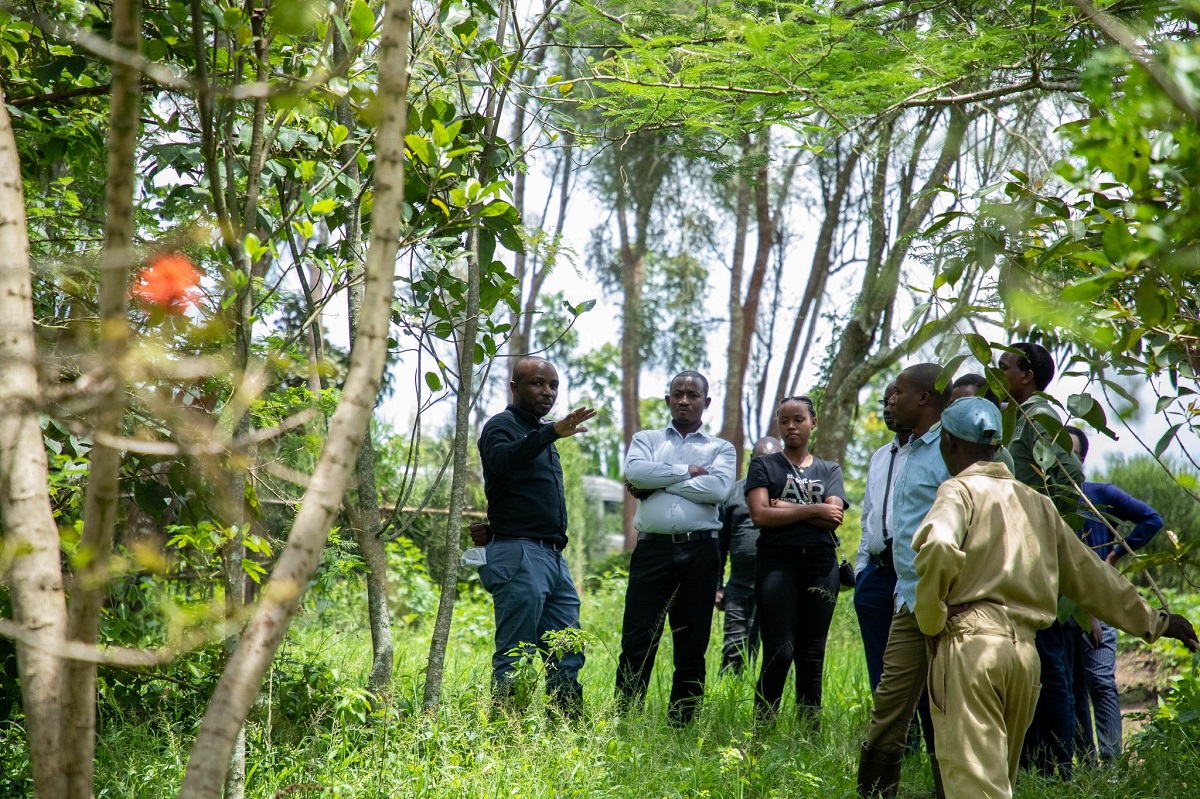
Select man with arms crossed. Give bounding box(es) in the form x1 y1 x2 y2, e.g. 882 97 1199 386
912 397 1198 798
616 371 736 725
476 357 596 715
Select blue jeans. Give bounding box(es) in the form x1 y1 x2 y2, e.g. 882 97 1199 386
1023 621 1074 779
479 538 584 709
1070 619 1121 759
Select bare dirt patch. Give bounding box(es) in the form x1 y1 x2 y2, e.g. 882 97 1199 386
1115 649 1166 737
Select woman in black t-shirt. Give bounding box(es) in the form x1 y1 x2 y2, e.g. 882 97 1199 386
745 395 848 722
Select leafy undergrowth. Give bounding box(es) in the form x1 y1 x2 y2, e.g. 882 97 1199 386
0 578 1197 798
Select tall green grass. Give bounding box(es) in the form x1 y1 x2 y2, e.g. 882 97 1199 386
0 574 1196 798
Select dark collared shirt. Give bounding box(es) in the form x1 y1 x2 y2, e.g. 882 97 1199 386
478 404 567 544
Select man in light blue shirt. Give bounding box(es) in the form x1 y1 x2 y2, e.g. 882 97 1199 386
858 363 951 799
616 370 736 726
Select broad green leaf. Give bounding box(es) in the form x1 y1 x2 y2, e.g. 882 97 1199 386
480 200 512 217
425 371 442 392
1066 394 1095 419
1033 439 1057 470
1135 274 1173 328
1101 220 1135 264
349 0 375 42
405 134 431 166
1060 271 1120 303
964 333 992 365
1154 423 1183 458
310 198 336 215
936 354 968 391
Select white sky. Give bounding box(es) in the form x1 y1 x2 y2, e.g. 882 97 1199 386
360 159 1200 477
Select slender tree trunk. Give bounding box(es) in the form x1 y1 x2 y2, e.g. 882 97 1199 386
817 108 968 463
335 4 393 699
617 203 644 550
177 2 412 795
0 72 69 799
773 146 860 414
718 136 751 466
422 231 483 710
61 2 141 795
721 131 774 467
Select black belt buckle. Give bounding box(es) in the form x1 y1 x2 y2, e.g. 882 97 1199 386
878 540 894 569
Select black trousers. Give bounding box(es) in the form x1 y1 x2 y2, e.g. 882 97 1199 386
615 536 720 724
755 543 839 718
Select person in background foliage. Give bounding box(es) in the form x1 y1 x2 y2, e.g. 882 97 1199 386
911 397 1198 799
1065 426 1164 763
717 435 782 675
745 395 848 724
475 357 596 716
998 342 1086 781
854 381 911 692
949 373 1015 472
857 363 952 799
616 371 736 726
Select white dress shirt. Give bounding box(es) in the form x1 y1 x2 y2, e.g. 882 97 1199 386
624 423 736 534
855 434 912 574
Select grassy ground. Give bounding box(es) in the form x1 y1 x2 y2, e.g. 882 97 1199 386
2 573 1199 798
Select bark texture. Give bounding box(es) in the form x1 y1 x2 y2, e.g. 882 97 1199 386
61 1 141 795
0 73 69 799
816 108 969 464
336 9 393 698
177 2 413 795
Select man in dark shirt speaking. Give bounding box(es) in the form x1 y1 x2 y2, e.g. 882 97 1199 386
476 357 596 713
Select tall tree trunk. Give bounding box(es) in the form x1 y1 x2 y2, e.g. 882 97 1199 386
335 0 393 701
773 145 860 415
720 130 774 468
177 2 412 795
817 108 969 463
0 72 69 799
422 228 483 710
718 135 751 467
617 201 645 551
61 1 141 795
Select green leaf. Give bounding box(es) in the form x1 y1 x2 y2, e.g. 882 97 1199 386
425 371 442 392
1154 423 1183 458
936 354 968 391
964 333 992 365
569 299 597 316
1101 220 1135 265
349 0 375 42
1060 271 1120 303
1134 274 1173 328
405 135 431 166
1033 439 1057 470
480 200 512 217
1066 394 1095 419
310 198 336 215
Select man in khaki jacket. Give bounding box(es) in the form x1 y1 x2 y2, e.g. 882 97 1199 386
912 397 1198 799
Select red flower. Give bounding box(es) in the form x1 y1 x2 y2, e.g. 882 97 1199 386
133 253 202 313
